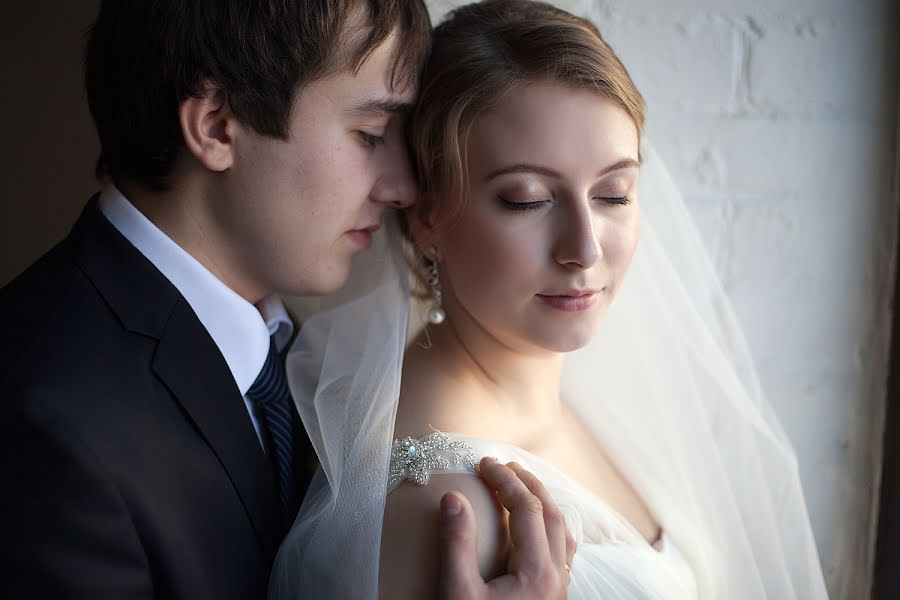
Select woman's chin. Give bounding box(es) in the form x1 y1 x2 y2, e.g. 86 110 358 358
531 327 597 354
526 312 606 354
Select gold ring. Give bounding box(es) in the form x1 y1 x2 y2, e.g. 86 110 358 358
564 562 571 573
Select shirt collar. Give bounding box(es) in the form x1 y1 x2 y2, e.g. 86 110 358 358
98 185 294 396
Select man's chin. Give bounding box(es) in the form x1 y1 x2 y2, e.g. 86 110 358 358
281 264 352 299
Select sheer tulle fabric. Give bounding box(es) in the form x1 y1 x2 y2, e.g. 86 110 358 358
269 145 828 599
423 435 700 600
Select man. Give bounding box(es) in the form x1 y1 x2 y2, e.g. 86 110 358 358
0 1 573 598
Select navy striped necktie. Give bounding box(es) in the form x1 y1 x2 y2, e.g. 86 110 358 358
246 338 296 515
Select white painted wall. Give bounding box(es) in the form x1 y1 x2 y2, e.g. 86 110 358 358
425 0 899 596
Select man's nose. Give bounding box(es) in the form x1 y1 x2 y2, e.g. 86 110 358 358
371 177 417 208
370 148 418 209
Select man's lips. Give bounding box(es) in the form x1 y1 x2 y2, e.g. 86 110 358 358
350 223 381 234
345 223 381 250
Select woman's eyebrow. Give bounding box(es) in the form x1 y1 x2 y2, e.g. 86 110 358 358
484 157 640 182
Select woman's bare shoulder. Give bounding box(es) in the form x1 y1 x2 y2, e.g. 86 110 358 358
395 351 489 439
379 473 509 599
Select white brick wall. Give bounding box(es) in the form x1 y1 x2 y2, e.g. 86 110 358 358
426 0 899 596
0 1 892 594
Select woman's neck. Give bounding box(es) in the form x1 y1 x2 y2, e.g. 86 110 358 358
414 308 567 435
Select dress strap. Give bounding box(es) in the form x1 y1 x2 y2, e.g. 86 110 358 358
387 430 478 492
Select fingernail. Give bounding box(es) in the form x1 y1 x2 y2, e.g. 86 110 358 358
441 493 462 517
476 457 498 474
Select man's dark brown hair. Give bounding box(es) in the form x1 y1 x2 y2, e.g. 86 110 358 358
84 0 431 192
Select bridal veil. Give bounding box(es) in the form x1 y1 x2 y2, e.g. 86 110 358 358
269 144 829 599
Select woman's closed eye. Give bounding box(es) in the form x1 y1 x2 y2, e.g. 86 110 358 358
499 195 632 211
498 195 551 211
596 196 630 206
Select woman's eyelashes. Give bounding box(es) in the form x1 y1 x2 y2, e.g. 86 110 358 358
499 195 550 211
498 194 631 211
598 196 630 205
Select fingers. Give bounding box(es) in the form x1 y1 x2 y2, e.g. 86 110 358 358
477 458 551 576
565 536 576 581
507 462 574 574
437 491 483 600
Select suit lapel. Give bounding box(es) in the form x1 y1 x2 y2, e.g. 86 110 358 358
69 199 284 557
153 297 284 557
287 396 315 518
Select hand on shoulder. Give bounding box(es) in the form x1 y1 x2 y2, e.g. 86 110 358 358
380 469 508 598
379 457 575 600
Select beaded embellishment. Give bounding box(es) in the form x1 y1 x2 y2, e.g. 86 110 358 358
388 430 478 490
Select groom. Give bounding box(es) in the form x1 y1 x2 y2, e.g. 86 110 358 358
0 1 572 599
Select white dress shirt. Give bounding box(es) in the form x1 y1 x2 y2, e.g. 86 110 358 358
98 185 294 449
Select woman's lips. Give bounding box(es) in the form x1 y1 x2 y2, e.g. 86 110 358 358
536 290 600 312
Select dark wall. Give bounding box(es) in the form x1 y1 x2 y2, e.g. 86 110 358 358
871 85 900 600
0 0 101 285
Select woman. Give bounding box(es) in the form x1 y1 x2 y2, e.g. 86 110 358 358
271 1 829 598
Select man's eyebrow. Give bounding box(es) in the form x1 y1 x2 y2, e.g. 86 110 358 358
347 98 415 117
484 158 640 182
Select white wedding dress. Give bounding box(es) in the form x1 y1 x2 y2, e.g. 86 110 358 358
387 430 698 599
270 145 829 599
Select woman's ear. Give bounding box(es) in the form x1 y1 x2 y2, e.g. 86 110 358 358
406 206 440 259
178 82 238 172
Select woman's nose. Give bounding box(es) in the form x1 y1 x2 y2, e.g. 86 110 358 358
553 201 601 269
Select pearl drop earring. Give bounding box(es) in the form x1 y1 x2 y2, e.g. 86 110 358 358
426 245 445 325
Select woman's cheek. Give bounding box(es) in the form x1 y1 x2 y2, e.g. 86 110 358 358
444 219 540 314
603 217 640 291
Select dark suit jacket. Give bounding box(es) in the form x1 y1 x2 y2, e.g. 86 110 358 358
0 199 313 599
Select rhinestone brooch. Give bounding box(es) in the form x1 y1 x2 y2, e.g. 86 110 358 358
388 430 477 490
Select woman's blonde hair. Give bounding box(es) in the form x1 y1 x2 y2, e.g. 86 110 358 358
408 0 645 231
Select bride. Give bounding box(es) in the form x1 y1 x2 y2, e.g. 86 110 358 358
271 0 829 598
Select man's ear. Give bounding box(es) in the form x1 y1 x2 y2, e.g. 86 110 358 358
179 82 237 172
